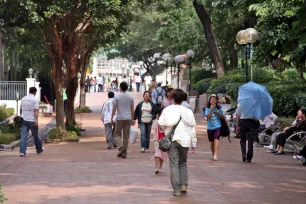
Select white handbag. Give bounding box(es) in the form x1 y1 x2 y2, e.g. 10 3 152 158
129 126 138 144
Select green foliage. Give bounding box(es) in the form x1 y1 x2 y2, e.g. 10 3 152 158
47 128 79 141
252 68 278 83
208 71 244 93
191 67 215 85
279 117 295 129
0 118 21 144
0 186 8 203
194 78 215 95
75 106 92 113
66 125 81 136
280 68 299 81
0 107 14 121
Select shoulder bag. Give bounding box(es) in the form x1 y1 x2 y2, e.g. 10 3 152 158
159 117 181 152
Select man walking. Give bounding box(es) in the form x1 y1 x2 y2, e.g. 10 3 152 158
101 92 117 149
85 76 91 92
152 83 166 107
111 82 135 158
19 87 44 157
236 104 258 163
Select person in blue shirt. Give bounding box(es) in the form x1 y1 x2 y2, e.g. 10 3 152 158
205 94 224 161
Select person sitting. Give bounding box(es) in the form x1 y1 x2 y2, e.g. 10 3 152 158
273 109 306 155
255 113 280 147
264 108 303 152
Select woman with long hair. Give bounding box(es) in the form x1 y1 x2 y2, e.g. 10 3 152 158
205 94 224 161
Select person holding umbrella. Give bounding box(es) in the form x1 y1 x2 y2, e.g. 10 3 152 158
236 82 273 163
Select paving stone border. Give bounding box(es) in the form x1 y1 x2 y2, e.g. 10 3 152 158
0 118 56 151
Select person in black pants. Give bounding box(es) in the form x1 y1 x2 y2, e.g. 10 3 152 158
236 106 259 163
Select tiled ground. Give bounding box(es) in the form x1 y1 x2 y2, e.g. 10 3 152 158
0 92 305 204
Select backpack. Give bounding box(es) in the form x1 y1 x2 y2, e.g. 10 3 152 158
156 88 163 104
220 118 231 143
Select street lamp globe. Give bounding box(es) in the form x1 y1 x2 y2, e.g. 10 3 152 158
157 60 165 65
174 55 185 63
162 53 172 62
236 30 247 45
153 53 161 59
245 28 259 43
186 50 195 58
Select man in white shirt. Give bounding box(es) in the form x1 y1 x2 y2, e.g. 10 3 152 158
156 73 163 85
19 87 44 157
144 75 152 91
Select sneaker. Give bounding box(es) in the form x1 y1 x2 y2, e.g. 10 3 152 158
293 155 299 160
107 146 112 149
180 185 187 195
155 169 159 174
264 144 273 150
296 155 306 164
20 153 27 157
254 142 262 147
141 148 145 153
145 148 149 153
173 192 181 196
113 144 117 148
213 156 218 161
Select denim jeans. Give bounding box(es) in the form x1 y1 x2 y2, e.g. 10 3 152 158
20 120 43 154
140 122 152 149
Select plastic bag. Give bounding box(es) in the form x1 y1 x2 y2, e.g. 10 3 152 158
129 127 138 144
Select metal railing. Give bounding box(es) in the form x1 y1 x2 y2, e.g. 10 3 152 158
0 81 27 100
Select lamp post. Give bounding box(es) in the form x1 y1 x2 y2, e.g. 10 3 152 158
162 53 173 86
174 55 185 88
16 92 19 116
236 28 259 83
186 50 195 96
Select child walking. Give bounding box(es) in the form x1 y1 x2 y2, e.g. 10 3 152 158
204 94 224 161
152 108 167 174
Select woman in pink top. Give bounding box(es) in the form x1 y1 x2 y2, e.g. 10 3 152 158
162 88 174 108
152 109 167 174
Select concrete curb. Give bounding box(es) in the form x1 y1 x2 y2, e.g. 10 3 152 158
0 118 56 151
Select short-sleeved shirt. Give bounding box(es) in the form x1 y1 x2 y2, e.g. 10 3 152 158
152 87 166 104
235 106 254 119
205 107 224 130
21 94 39 122
113 92 134 120
145 76 152 85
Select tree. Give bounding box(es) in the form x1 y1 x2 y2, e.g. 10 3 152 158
193 0 225 77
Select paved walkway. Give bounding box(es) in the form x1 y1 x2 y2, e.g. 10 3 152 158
0 92 305 204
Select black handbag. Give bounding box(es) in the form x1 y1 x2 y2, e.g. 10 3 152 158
159 117 181 152
220 118 231 143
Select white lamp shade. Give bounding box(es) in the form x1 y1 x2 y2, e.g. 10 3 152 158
236 30 247 45
157 60 165 65
187 50 195 58
162 53 172 62
246 28 259 43
174 55 185 63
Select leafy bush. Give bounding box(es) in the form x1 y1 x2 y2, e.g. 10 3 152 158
0 118 21 144
280 68 299 81
253 68 278 83
0 107 14 121
66 125 81 136
75 106 92 113
208 70 244 93
191 67 215 85
0 186 8 203
47 128 79 141
193 78 215 95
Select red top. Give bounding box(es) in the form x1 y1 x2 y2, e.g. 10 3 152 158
158 127 165 140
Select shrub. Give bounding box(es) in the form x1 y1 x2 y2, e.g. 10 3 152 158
75 106 92 113
191 67 215 85
193 78 215 95
0 186 8 203
0 107 14 121
253 67 278 83
47 128 79 141
0 119 21 144
66 125 81 136
281 68 299 81
208 70 244 93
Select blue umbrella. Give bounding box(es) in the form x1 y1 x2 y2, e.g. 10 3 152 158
238 82 273 119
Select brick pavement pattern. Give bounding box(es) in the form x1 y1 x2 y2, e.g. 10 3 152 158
0 92 306 204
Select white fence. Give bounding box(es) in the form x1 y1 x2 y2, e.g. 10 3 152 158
0 81 27 100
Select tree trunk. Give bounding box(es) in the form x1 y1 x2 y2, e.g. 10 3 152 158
193 0 225 77
79 53 90 108
65 55 78 128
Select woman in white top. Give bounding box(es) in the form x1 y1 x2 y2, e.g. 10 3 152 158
158 89 197 196
134 91 156 152
135 73 142 92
